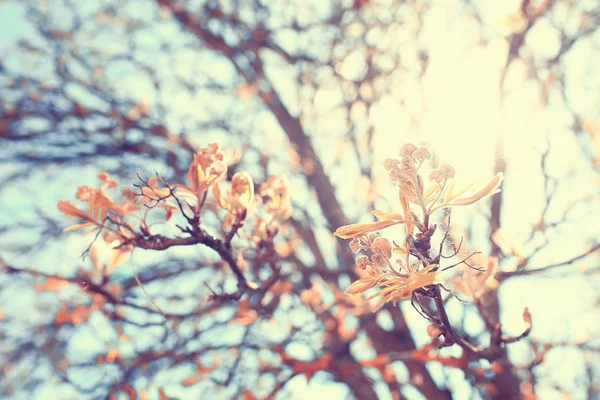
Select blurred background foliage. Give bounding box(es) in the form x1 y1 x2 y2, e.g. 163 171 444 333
0 0 599 399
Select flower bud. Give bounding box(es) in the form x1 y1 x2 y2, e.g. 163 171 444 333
413 147 432 161
384 158 399 171
429 169 442 183
349 238 362 254
399 143 417 157
439 163 455 179
371 253 386 266
371 237 392 259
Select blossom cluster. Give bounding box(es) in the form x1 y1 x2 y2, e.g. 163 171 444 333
335 143 503 240
334 143 503 308
344 233 440 310
57 143 290 257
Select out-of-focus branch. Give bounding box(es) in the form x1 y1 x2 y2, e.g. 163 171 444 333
497 243 600 280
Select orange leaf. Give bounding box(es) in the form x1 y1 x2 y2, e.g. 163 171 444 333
232 300 258 325
70 305 92 325
360 354 390 369
181 375 202 387
106 348 120 363
57 200 90 221
195 354 221 376
523 307 532 325
241 389 257 400
36 277 69 292
371 210 405 221
270 281 293 295
158 388 170 400
54 305 71 325
333 220 403 239
291 353 333 380
410 348 468 369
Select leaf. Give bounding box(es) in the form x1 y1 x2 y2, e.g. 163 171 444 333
70 305 93 325
171 184 198 207
54 305 71 325
523 307 532 325
212 181 227 210
106 348 120 363
435 173 504 211
63 222 97 231
232 300 258 325
444 181 474 204
241 389 257 400
140 186 171 201
372 210 404 220
333 220 404 239
399 196 414 235
291 353 333 381
270 281 293 294
410 348 468 369
181 375 202 387
360 354 390 368
343 277 379 295
36 277 69 292
58 187 117 231
57 200 91 221
194 354 221 376
365 279 407 300
158 388 170 400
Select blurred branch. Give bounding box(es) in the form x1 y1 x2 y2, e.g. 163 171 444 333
497 243 600 280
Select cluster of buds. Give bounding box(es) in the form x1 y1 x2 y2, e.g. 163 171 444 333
56 143 278 250
385 144 431 194
56 142 291 312
335 143 503 240
343 233 440 310
335 143 504 309
429 163 455 184
350 235 392 259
